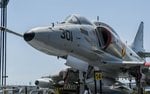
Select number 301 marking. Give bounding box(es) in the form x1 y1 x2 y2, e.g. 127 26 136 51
61 30 73 41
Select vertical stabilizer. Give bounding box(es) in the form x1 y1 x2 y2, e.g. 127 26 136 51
131 22 145 53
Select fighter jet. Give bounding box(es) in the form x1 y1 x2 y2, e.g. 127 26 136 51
1 14 150 92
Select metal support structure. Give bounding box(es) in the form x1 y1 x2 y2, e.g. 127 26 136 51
94 70 103 94
99 76 102 94
129 78 132 89
25 86 28 94
0 0 9 86
94 71 97 94
79 71 84 94
136 66 143 94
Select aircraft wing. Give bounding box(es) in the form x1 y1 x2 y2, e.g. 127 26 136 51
92 47 144 65
138 52 150 58
92 48 122 63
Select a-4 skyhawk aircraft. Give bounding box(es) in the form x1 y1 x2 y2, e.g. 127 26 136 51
1 14 150 92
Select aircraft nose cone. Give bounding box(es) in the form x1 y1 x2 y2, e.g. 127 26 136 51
23 32 35 41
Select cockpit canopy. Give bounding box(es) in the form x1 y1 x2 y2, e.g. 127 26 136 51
63 15 93 25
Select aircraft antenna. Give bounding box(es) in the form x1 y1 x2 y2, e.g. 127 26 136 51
52 23 54 27
97 16 99 22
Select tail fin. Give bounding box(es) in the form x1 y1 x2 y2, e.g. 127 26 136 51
131 22 145 53
131 22 150 58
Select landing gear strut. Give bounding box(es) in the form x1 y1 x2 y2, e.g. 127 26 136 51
135 66 143 94
129 66 143 94
129 74 132 89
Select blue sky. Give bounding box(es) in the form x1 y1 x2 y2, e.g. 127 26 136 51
4 0 150 85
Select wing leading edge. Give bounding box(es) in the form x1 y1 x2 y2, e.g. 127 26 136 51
92 48 144 65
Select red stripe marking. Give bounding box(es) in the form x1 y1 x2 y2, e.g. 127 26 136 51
144 62 150 67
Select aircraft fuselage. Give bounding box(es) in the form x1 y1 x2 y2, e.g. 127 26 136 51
23 15 144 74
